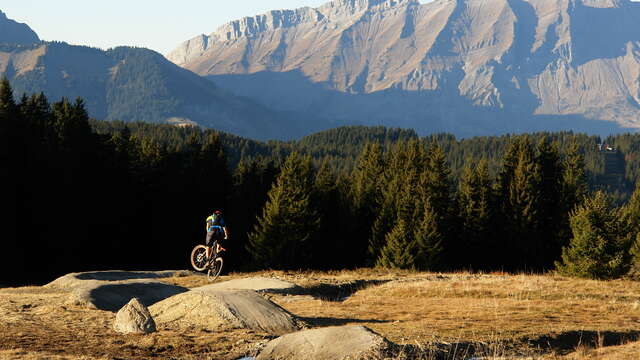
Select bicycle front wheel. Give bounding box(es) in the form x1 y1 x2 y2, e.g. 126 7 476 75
190 245 208 271
207 257 223 282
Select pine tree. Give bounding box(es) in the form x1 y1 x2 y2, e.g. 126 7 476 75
535 138 564 268
351 143 384 264
562 141 588 209
414 200 444 270
0 77 21 278
494 136 546 270
556 192 632 279
248 152 320 269
376 219 418 269
418 141 452 267
558 140 588 254
456 159 495 270
311 160 344 268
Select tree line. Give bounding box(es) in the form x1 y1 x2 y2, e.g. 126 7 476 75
3 79 640 286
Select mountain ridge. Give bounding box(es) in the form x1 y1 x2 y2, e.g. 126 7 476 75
167 0 640 136
0 41 313 140
0 10 40 45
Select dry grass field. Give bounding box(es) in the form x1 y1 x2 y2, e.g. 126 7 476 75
1 269 640 359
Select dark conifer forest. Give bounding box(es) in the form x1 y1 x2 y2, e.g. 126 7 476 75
4 79 640 286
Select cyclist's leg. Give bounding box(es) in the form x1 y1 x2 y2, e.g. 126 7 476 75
205 231 214 259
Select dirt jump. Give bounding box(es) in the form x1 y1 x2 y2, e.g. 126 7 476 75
46 270 190 311
150 288 304 335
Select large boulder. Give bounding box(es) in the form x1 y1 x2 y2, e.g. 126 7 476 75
113 298 156 334
150 289 303 335
257 325 392 360
194 277 301 294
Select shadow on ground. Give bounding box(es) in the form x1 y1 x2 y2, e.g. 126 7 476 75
76 271 182 281
88 282 188 311
526 330 640 354
298 279 390 301
299 316 391 327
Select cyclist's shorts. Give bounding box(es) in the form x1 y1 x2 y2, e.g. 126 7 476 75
205 229 224 246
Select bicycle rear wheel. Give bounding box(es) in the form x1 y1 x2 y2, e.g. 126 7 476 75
207 257 223 282
190 245 208 271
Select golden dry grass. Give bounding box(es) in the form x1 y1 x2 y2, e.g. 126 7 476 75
2 270 640 359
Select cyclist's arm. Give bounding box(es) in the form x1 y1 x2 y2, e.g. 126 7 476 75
223 226 229 239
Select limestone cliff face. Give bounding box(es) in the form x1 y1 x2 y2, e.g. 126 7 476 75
168 0 640 136
0 10 40 45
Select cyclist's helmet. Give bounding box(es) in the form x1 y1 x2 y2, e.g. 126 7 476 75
214 210 222 215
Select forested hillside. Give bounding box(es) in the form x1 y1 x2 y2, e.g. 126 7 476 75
4 79 640 286
0 42 309 140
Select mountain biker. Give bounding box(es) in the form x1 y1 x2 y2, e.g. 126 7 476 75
205 210 228 261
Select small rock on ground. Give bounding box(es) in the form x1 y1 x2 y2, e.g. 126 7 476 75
113 297 156 334
257 325 392 360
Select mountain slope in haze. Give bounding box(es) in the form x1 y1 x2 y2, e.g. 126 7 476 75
0 10 39 45
0 11 318 140
168 0 640 136
0 42 314 140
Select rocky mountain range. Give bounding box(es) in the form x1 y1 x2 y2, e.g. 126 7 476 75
0 10 39 45
0 12 314 140
168 0 640 137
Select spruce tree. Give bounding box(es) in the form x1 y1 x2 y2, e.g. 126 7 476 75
376 219 418 269
414 200 444 270
556 191 632 279
248 152 320 269
351 143 384 264
456 159 495 270
559 140 588 253
494 136 545 270
418 142 452 267
535 138 564 268
311 160 342 268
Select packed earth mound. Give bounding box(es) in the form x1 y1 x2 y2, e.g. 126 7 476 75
257 325 392 360
150 289 303 335
45 270 190 311
194 276 301 294
46 270 190 288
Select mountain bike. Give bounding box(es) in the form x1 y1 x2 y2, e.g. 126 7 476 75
190 243 224 281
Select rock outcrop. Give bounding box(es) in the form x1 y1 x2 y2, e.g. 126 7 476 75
168 0 640 137
257 325 392 360
0 10 40 45
149 289 303 335
113 298 156 334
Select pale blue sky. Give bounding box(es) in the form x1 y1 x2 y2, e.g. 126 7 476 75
0 0 349 54
2 0 636 55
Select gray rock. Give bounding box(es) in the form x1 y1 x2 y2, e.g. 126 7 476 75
257 325 392 360
113 298 156 334
150 289 303 335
